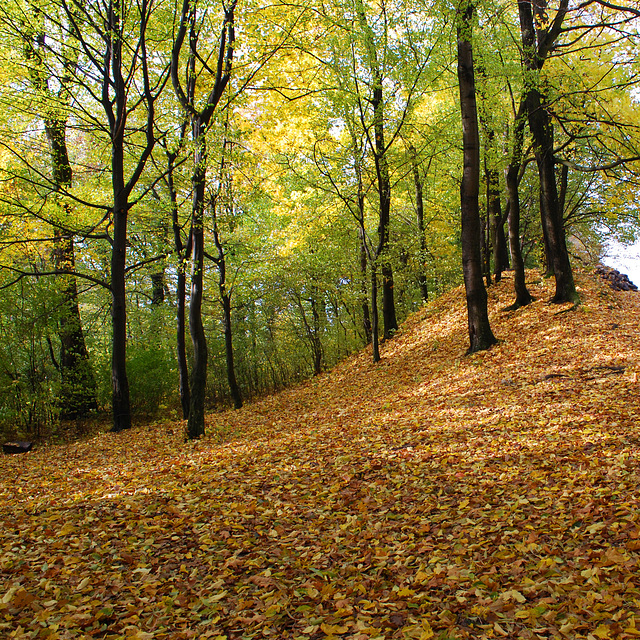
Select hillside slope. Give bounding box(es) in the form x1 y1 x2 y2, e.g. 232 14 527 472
2 270 640 640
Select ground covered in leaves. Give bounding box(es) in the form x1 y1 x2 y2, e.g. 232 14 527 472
2 270 640 640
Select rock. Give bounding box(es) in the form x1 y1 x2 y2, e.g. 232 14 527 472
3 441 33 454
595 264 638 291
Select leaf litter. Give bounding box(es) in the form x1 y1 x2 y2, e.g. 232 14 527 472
2 269 640 639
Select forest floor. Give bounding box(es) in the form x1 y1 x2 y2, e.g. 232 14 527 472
2 269 640 640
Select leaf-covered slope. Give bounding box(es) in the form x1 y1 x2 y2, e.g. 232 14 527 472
2 270 640 640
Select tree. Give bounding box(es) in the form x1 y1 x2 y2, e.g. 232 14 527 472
171 0 237 439
19 5 98 417
518 0 578 303
457 0 497 353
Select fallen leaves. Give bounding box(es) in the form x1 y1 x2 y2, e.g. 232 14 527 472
2 270 640 639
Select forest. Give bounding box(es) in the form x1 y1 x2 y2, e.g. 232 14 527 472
0 0 638 439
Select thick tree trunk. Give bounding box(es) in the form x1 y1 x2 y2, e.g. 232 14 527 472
54 231 98 417
518 0 577 303
110 195 131 432
457 0 497 353
45 119 97 418
526 87 577 302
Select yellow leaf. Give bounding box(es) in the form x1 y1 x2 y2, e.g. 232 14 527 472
587 522 606 535
210 590 228 602
320 622 349 634
60 523 76 536
397 587 415 597
264 604 281 617
593 625 611 639
510 590 526 603
420 620 434 640
77 577 91 591
415 570 429 584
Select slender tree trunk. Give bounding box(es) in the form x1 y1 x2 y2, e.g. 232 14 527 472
486 164 509 281
505 100 532 308
186 125 208 439
171 0 237 438
373 86 397 338
355 0 397 340
168 157 191 419
176 268 190 418
409 145 429 303
457 0 497 353
221 294 242 408
310 295 323 375
359 228 372 343
370 265 380 362
213 205 242 409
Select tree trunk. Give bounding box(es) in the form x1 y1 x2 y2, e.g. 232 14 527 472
110 195 131 432
373 86 397 339
505 100 532 308
213 206 242 409
526 87 577 302
518 0 577 303
168 152 191 419
359 228 372 343
486 164 509 281
381 263 397 338
457 0 497 354
310 294 323 375
409 144 429 303
45 120 97 418
222 293 242 408
54 231 98 417
355 0 397 341
186 126 208 440
176 267 190 419
370 265 380 362
171 0 237 438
